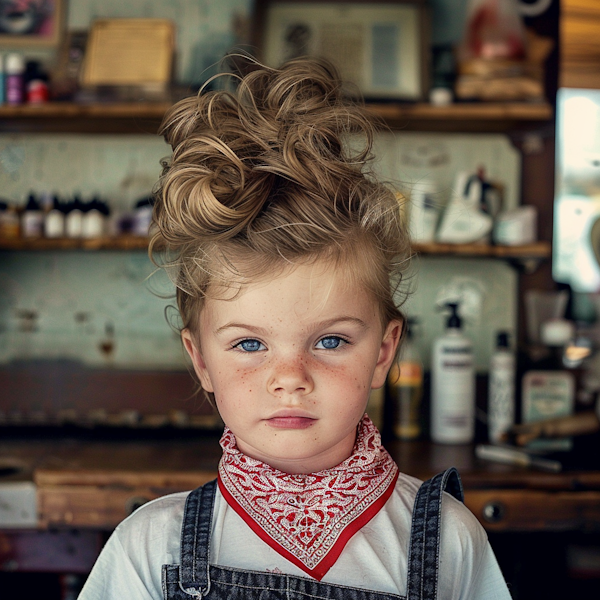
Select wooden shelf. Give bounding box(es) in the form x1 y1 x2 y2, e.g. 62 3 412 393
0 101 554 134
0 236 150 251
412 241 551 259
368 102 553 132
0 102 170 134
0 236 551 260
0 102 172 119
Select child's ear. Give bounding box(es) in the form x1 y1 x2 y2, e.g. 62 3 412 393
371 319 403 390
181 329 214 393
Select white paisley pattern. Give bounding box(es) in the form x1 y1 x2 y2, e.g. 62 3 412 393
218 415 398 572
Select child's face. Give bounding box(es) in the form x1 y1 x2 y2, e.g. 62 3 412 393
182 260 401 474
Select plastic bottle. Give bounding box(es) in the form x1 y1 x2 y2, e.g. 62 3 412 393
82 199 106 238
25 60 49 104
21 193 43 238
45 196 65 238
431 302 475 444
408 180 439 243
65 197 83 238
5 53 25 105
520 318 576 451
387 320 423 440
0 202 19 238
488 331 516 443
133 197 154 236
0 54 6 104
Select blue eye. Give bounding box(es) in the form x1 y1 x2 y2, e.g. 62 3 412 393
236 339 265 352
316 336 344 350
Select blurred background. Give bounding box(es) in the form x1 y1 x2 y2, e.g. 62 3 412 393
1 1 600 599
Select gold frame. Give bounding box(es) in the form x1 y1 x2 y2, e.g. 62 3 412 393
0 0 64 47
253 0 429 100
81 19 175 87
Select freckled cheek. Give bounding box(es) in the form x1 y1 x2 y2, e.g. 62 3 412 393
333 362 374 392
232 367 263 395
313 362 365 393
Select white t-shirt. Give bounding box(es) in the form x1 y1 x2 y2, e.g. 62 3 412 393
78 472 511 600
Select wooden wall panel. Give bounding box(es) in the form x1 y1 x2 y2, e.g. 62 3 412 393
561 0 600 88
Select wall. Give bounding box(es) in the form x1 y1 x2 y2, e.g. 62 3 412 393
1 0 253 85
0 0 518 373
0 131 519 371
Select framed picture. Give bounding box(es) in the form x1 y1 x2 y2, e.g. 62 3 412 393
81 19 175 87
0 0 64 46
253 0 429 101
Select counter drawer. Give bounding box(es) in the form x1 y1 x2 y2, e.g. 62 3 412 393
38 480 212 529
465 489 600 531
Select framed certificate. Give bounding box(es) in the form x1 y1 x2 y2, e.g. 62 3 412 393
253 0 429 100
81 19 175 87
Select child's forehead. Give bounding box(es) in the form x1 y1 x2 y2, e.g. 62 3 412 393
200 259 382 335
188 251 390 334
207 256 357 300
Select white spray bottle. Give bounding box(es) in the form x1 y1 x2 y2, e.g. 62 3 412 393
488 331 516 444
431 302 475 444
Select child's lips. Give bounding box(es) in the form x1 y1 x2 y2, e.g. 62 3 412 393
266 415 317 429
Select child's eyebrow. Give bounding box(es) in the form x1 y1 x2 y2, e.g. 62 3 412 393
214 323 270 336
214 317 368 336
313 317 369 331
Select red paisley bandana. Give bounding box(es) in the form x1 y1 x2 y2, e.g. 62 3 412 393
217 415 398 581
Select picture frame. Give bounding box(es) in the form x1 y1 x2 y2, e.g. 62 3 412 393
0 0 64 47
253 0 429 101
81 19 175 87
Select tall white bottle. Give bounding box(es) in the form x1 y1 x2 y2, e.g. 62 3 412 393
488 331 516 444
431 302 475 444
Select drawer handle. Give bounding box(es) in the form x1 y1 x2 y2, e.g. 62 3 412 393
482 501 505 523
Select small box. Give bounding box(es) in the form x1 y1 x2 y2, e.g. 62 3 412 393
0 482 37 528
522 370 575 451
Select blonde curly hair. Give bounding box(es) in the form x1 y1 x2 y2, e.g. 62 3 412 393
151 56 410 337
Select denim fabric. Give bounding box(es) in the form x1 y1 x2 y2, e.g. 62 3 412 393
406 468 464 600
163 469 463 600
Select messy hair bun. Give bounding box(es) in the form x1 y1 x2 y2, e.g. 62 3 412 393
151 56 410 332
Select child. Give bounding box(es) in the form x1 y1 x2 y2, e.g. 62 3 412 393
78 58 511 600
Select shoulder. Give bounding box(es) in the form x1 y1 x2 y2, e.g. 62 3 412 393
394 471 488 554
78 491 192 600
377 471 486 546
396 472 508 599
117 490 190 529
113 490 190 554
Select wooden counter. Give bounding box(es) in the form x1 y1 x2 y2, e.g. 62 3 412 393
3 436 598 533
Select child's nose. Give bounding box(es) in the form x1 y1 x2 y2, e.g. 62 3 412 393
267 357 314 396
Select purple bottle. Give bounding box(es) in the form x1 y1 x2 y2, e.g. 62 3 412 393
6 53 25 105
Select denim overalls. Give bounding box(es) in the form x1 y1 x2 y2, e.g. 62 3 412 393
162 467 463 600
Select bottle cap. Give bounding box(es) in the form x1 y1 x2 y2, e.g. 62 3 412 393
445 302 462 329
540 318 574 347
25 193 40 211
429 87 453 106
496 331 510 348
135 197 153 209
6 53 25 74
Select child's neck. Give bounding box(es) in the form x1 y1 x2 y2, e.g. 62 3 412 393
235 433 358 474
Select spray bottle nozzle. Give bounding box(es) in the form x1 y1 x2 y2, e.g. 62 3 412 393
405 316 420 339
441 302 462 329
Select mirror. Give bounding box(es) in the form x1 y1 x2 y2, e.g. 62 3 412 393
553 88 600 292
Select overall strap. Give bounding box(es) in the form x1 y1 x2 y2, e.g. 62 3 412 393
178 479 217 597
406 467 464 600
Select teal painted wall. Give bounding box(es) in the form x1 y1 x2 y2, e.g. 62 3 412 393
0 0 517 373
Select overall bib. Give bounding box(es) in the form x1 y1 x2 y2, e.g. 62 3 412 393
162 467 463 600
